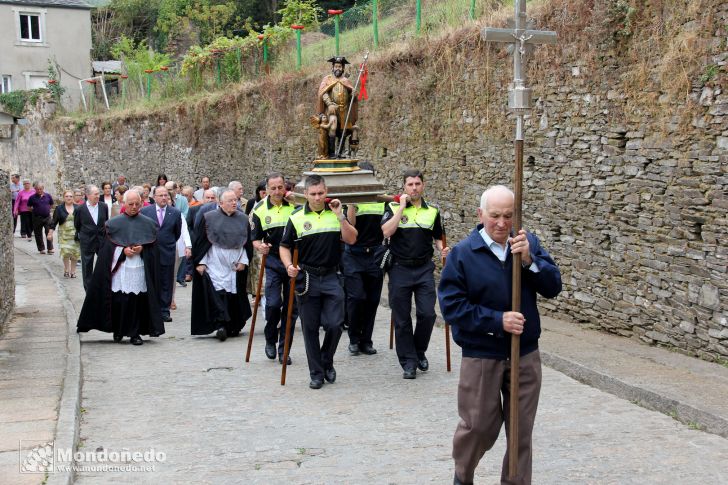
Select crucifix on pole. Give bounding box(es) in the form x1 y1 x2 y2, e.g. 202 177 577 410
481 0 556 480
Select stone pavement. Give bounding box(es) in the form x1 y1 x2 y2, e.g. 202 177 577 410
2 244 728 484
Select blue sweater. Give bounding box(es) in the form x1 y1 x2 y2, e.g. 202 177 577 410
438 226 562 360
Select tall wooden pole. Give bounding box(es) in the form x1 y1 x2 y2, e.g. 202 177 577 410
372 0 379 48
481 1 557 479
280 248 299 386
509 120 524 478
245 254 267 363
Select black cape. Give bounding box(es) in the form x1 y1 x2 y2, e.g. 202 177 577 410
190 209 251 335
77 213 164 337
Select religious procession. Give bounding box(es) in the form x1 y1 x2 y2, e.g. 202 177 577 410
3 1 727 484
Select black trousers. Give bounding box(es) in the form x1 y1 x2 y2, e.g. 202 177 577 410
388 260 437 371
32 214 53 252
158 263 174 317
297 272 344 381
80 249 97 291
19 211 32 238
342 247 385 347
11 203 17 233
264 255 298 354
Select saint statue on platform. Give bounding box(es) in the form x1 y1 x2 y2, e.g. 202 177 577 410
314 56 359 159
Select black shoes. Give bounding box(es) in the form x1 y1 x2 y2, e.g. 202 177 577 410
176 279 187 287
278 354 292 365
265 343 276 359
309 379 324 389
453 473 472 485
417 357 429 372
216 327 228 342
113 334 123 343
162 315 173 322
359 344 377 355
324 367 337 383
348 343 360 355
403 368 417 379
130 336 143 346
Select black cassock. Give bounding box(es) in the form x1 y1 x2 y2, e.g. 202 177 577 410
77 213 165 338
190 208 252 336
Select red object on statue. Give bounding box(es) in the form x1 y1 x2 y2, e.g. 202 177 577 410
327 9 343 15
291 24 305 30
358 65 369 101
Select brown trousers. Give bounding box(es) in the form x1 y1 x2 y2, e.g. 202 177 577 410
452 350 542 485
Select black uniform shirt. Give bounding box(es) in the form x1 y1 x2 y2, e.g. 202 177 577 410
346 202 385 248
280 202 343 268
250 197 295 256
382 199 444 261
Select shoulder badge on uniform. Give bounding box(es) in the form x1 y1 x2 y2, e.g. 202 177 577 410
265 215 272 224
401 215 409 224
303 221 312 231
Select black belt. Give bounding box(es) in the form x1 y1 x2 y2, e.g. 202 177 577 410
394 256 430 267
300 264 338 276
345 245 381 255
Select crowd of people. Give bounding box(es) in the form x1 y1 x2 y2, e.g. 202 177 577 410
9 168 562 485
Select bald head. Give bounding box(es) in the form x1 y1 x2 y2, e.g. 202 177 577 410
478 185 515 245
124 190 143 216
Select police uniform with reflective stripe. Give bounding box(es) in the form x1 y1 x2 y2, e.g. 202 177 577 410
343 202 386 352
280 202 345 382
251 197 298 357
382 199 444 373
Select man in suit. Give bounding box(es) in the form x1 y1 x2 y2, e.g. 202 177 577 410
74 185 109 291
141 186 183 322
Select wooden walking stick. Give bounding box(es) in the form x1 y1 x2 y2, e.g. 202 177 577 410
389 316 394 349
481 1 557 477
245 253 267 362
441 234 451 372
280 248 299 386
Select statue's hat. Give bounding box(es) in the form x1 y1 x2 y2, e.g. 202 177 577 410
327 56 350 66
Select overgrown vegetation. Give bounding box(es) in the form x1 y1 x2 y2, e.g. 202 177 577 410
0 89 46 117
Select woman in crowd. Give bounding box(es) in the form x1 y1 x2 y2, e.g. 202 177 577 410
47 189 81 278
101 181 116 217
111 185 127 217
13 179 35 241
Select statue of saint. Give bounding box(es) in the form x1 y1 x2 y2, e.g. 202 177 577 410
315 56 359 159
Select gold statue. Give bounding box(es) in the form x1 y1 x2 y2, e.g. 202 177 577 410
315 56 359 159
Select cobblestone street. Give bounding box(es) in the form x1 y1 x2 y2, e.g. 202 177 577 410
68 269 728 484
4 246 728 484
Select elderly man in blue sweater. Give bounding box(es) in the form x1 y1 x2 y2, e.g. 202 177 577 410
438 185 562 485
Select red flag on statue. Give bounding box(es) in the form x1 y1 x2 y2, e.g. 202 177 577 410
358 64 368 101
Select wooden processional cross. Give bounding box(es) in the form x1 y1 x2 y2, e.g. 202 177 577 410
481 0 557 479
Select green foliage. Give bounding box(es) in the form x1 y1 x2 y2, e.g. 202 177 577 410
0 89 47 117
45 60 66 101
185 0 237 45
700 64 719 84
277 0 322 29
111 35 172 98
608 0 638 41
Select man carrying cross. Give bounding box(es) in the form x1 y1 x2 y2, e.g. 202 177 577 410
438 186 561 485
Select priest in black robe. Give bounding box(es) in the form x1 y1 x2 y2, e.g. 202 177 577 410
77 191 164 345
191 189 252 341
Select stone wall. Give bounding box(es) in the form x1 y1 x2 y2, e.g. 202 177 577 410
0 169 15 330
1 0 726 359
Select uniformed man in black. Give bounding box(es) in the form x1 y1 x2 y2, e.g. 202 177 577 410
343 164 386 356
280 175 358 389
251 172 298 365
382 169 449 379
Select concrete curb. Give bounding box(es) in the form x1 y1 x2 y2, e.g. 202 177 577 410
540 351 728 439
16 245 81 485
